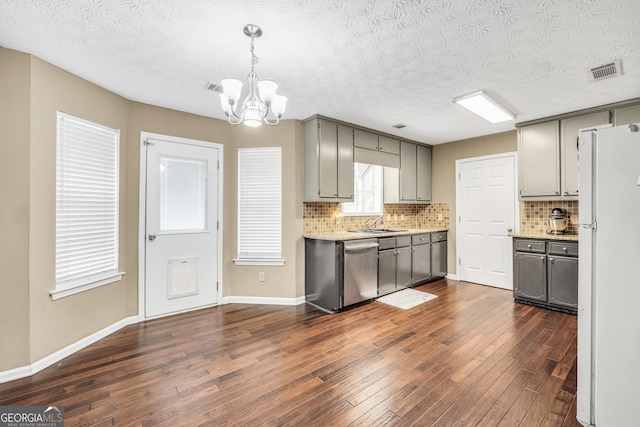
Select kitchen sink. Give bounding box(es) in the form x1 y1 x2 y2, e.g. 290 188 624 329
352 228 408 234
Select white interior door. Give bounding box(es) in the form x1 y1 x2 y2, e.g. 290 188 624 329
456 153 516 289
141 134 221 319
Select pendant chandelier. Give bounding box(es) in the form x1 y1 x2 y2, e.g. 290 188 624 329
219 24 288 127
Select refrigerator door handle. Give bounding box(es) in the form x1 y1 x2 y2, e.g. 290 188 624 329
579 223 597 230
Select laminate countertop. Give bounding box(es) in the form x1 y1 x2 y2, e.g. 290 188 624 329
304 228 448 241
509 232 578 241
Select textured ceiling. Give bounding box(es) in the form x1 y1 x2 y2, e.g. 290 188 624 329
1 0 639 144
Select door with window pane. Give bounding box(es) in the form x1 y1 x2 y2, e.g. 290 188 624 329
144 137 219 318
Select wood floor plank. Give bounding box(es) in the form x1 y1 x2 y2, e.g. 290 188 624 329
0 279 580 426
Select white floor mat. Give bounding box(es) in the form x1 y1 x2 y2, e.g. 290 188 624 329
376 288 438 310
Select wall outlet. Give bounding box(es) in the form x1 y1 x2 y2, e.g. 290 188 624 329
258 272 266 282
437 213 443 221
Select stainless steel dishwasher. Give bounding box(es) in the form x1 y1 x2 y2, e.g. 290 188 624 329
343 239 379 306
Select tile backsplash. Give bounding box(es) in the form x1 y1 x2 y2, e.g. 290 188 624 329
520 200 579 235
303 202 450 235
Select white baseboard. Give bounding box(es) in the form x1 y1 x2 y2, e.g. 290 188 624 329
446 273 458 281
0 315 139 384
222 295 306 306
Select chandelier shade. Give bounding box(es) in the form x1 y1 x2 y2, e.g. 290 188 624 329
219 25 287 127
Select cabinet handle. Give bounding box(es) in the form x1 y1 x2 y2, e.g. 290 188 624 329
527 244 532 249
564 191 569 195
540 257 545 262
562 247 567 252
555 190 560 195
549 257 554 263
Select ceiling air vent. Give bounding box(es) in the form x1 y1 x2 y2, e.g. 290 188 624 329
588 59 622 82
204 82 222 92
392 123 409 129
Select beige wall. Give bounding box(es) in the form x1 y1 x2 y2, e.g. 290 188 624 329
432 131 517 274
225 123 304 299
0 48 31 370
28 56 132 362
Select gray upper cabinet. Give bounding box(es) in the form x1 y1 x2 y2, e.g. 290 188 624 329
384 142 432 204
416 144 432 202
560 111 610 197
336 124 355 199
400 141 417 201
353 129 379 150
303 118 354 202
614 104 640 126
377 135 401 155
354 130 399 155
518 110 610 200
518 121 560 198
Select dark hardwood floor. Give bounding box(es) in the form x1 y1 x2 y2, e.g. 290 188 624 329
0 279 580 426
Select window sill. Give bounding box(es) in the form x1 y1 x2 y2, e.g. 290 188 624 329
233 259 285 266
50 272 125 300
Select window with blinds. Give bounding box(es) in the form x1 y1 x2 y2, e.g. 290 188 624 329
53 112 122 299
234 146 284 266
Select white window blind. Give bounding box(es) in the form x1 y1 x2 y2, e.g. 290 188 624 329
235 147 283 265
54 112 122 298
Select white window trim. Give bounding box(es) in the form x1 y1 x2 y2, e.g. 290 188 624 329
233 259 285 266
53 112 124 299
233 146 284 267
50 272 124 300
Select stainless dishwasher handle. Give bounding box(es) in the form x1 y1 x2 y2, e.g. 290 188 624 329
344 243 379 251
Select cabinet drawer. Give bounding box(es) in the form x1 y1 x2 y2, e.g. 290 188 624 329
396 236 411 248
548 242 579 257
378 237 396 251
430 232 447 243
412 234 430 245
514 239 546 253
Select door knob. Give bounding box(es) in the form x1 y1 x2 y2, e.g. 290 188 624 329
148 234 156 241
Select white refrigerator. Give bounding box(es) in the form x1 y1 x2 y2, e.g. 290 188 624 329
577 123 640 426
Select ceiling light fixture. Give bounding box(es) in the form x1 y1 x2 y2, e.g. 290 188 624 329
219 24 287 127
453 91 515 124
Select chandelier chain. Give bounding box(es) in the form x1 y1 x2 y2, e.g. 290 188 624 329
250 36 259 73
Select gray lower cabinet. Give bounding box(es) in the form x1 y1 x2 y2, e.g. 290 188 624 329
430 239 447 279
548 256 578 309
411 234 431 284
513 238 578 313
514 252 547 302
378 243 396 296
378 236 412 296
396 245 412 288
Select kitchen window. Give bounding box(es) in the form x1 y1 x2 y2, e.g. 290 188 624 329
52 112 122 300
234 146 284 266
341 162 383 216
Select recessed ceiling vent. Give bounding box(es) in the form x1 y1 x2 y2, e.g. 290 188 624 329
204 82 222 92
588 59 622 82
392 123 409 129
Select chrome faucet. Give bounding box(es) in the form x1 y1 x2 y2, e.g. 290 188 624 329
364 216 384 229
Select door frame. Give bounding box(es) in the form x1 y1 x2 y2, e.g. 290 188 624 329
455 151 519 286
138 132 224 321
